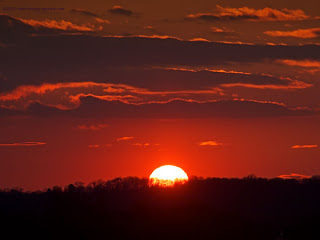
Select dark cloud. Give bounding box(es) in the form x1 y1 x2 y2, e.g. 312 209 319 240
21 97 316 118
70 9 99 18
0 14 35 37
70 9 110 23
0 34 319 92
108 6 133 16
0 69 309 111
0 14 94 41
0 141 46 146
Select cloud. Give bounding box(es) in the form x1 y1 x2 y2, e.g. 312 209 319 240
185 5 311 22
0 14 99 40
108 6 133 16
20 19 96 32
0 141 46 146
278 173 311 180
189 38 210 42
199 141 223 146
88 144 112 148
77 124 108 130
0 33 318 118
70 9 99 18
276 59 320 68
264 28 320 38
1 33 320 94
211 27 227 33
0 67 310 110
0 82 139 109
210 27 234 34
276 59 320 73
116 136 134 141
88 144 100 148
132 143 151 146
291 145 318 149
19 97 316 119
220 79 310 89
70 9 110 24
109 34 182 40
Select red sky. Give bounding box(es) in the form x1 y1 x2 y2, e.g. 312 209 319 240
0 0 320 190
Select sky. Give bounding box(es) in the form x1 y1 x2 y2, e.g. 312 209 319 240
0 0 320 190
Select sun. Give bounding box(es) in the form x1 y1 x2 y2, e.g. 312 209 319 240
149 165 189 187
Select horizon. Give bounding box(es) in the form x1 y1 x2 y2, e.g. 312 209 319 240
3 173 317 192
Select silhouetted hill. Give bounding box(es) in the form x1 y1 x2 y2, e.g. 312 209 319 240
1 176 320 239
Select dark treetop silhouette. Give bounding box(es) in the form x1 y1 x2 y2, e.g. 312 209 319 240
1 176 320 240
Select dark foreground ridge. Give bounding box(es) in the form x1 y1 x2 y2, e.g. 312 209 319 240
1 176 320 239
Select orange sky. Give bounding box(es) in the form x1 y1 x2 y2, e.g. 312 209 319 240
0 0 319 190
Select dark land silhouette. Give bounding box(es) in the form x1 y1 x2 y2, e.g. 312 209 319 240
1 176 320 239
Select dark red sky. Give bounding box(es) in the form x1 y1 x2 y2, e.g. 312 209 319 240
0 0 320 190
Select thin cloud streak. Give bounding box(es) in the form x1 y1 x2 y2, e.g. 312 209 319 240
77 124 108 130
291 145 318 149
278 173 311 179
20 19 96 32
264 28 320 38
186 5 311 22
116 137 134 142
277 59 320 68
199 141 223 146
0 142 47 146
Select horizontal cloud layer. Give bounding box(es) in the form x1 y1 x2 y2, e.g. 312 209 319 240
186 5 311 22
0 96 315 118
0 141 46 146
0 33 318 93
0 14 97 38
199 141 223 146
278 173 311 179
265 28 320 38
291 145 318 149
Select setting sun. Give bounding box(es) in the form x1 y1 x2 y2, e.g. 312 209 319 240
149 165 189 187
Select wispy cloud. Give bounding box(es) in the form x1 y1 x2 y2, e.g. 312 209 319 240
276 59 320 68
70 9 110 24
71 9 99 17
0 141 46 146
186 5 311 22
77 124 108 130
210 26 234 34
116 136 134 142
278 173 311 179
264 28 320 38
88 144 112 148
20 19 96 32
132 143 151 146
108 6 133 16
291 144 318 149
199 141 223 146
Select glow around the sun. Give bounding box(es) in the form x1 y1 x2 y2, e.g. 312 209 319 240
149 165 189 187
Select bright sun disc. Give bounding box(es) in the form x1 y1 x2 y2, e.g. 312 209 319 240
149 165 188 187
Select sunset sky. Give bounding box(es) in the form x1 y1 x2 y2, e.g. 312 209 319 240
0 0 320 190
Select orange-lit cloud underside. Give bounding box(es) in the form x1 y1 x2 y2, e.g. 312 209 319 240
265 28 320 38
291 145 318 149
186 5 311 22
278 173 311 179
